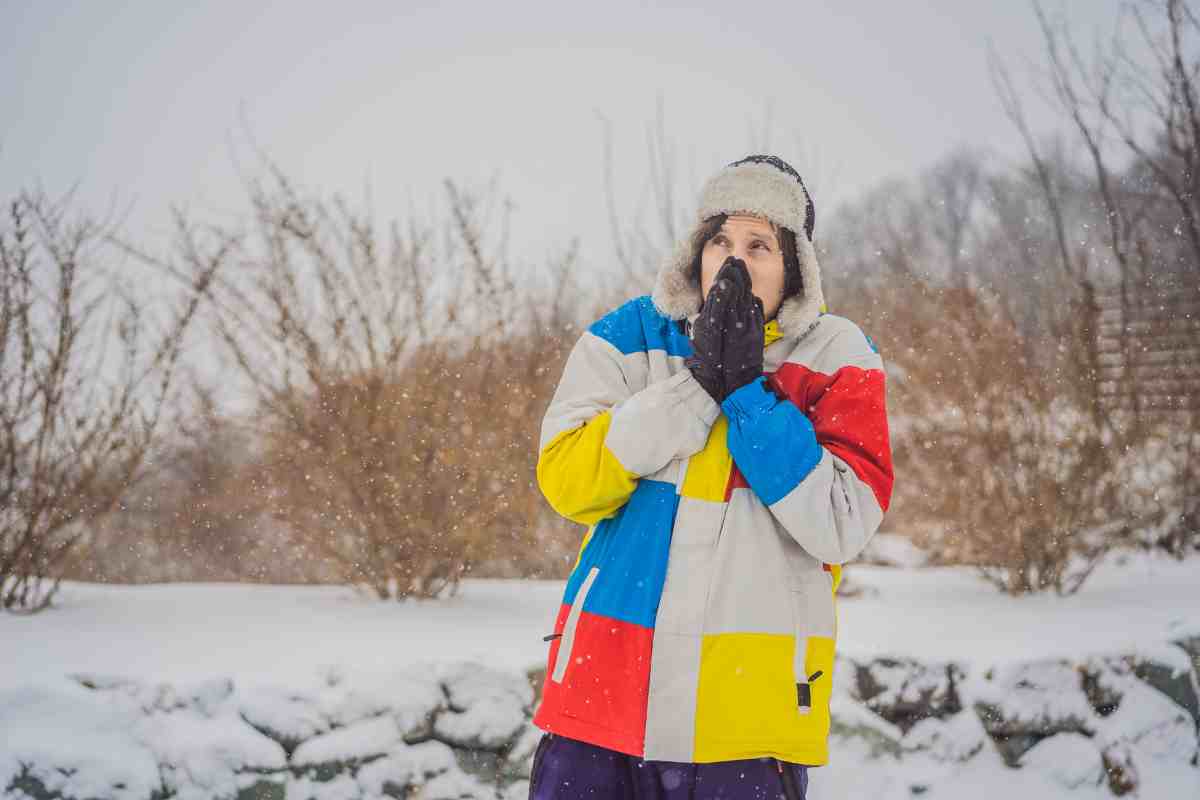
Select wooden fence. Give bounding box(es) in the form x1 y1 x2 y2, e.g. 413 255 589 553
1095 275 1200 416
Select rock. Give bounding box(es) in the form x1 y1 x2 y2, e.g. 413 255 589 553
292 715 404 781
499 724 544 779
971 657 1097 765
355 755 416 799
237 775 287 800
432 664 530 751
240 689 331 757
7 653 1199 799
285 773 360 800
134 677 236 717
901 709 990 762
1100 741 1140 796
828 688 905 759
525 668 545 712
1086 647 1200 733
315 668 445 737
67 673 138 692
1092 677 1199 765
849 656 964 733
1078 659 1124 717
1134 653 1200 729
4 761 162 800
0 683 163 800
416 769 496 800
128 696 287 800
1018 732 1104 790
355 740 457 799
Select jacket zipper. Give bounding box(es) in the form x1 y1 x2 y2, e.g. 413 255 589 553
774 759 803 800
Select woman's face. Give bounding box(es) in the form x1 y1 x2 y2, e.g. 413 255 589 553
699 214 786 320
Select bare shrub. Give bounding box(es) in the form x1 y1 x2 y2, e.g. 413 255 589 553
991 0 1200 560
120 157 588 596
61 383 328 584
0 189 219 612
884 279 1145 594
256 327 574 597
826 143 1156 594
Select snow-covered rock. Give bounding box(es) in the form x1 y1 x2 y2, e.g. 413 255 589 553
355 740 458 799
4 557 1199 799
848 655 965 732
240 686 333 755
292 715 405 777
313 666 445 736
416 768 495 800
286 773 360 800
0 682 162 800
971 657 1096 765
1018 732 1104 790
1092 675 1199 765
901 708 992 762
828 684 905 759
500 723 544 779
432 663 531 751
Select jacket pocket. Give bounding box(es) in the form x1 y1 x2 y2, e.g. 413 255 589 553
789 564 835 639
550 566 600 683
789 566 835 720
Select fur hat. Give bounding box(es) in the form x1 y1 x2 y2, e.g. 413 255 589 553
650 154 826 338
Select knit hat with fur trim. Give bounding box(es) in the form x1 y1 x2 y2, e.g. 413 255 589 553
650 154 826 338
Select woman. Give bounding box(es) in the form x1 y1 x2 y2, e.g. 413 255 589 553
528 154 894 799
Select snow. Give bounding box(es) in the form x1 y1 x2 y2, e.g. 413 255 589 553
1019 732 1104 791
968 659 1096 735
1 548 1197 799
858 531 929 567
433 663 532 750
0 579 563 690
1 552 1195 690
901 708 990 762
291 715 405 768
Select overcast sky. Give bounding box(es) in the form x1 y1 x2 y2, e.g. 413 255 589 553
3 0 1128 270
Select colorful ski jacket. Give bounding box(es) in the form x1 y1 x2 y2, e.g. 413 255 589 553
531 294 893 766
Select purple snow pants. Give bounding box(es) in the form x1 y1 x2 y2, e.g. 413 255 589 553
528 733 809 800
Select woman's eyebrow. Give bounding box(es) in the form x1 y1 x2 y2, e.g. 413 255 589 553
719 227 777 243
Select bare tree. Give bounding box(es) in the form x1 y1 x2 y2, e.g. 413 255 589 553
991 0 1200 559
829 140 1172 594
0 188 221 612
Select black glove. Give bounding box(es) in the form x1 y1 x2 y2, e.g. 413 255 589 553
720 259 766 397
685 256 743 403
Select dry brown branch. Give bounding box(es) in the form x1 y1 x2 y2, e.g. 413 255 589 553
0 189 221 612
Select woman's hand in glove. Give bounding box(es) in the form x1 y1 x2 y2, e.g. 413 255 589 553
720 259 766 398
685 256 742 403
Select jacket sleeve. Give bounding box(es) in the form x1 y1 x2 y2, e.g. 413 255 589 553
721 326 894 564
537 328 721 527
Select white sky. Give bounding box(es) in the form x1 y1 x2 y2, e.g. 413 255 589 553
2 0 1128 271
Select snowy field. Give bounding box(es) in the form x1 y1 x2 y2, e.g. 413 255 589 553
2 543 1198 799
2 545 1195 688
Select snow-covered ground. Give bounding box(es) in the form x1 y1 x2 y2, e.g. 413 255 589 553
2 545 1198 799
2 545 1194 688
